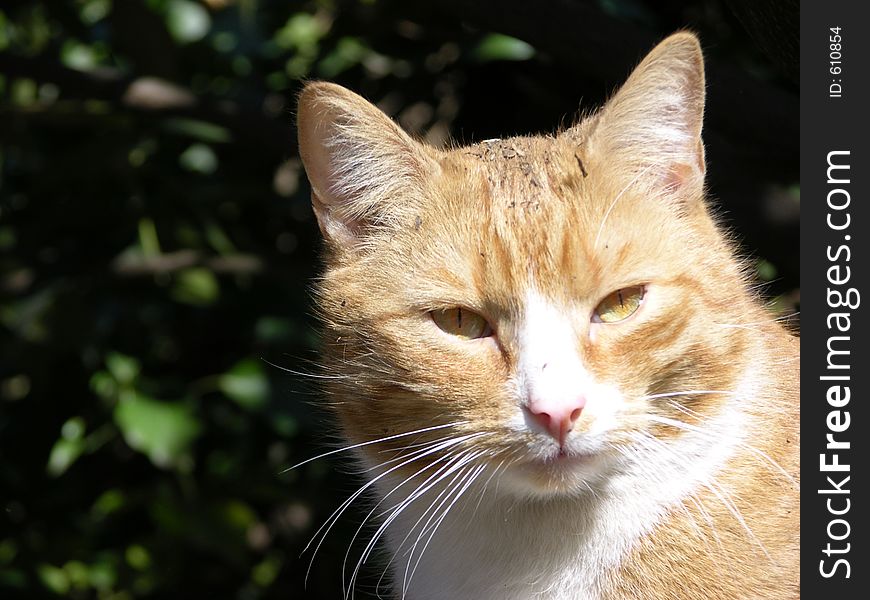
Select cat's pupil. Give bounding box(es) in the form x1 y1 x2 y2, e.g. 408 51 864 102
431 307 491 339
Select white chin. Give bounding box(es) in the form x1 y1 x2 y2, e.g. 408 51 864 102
499 453 610 497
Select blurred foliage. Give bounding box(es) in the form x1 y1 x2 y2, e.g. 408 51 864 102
0 1 797 598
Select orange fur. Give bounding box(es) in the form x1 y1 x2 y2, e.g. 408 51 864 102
297 32 799 600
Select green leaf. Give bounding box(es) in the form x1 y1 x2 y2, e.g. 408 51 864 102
125 545 152 571
204 220 236 255
91 489 126 518
317 37 369 78
171 267 219 306
11 78 37 106
0 539 17 565
79 0 111 25
46 437 85 477
114 392 201 469
254 316 296 342
218 359 269 410
275 13 329 51
89 370 118 400
166 0 211 44
37 564 69 595
60 39 104 70
269 412 298 438
45 417 85 477
252 553 283 587
0 13 9 52
0 226 17 250
179 143 218 174
62 561 90 590
757 259 777 281
105 353 140 386
164 118 232 144
87 555 117 591
217 499 258 531
61 416 86 440
138 218 161 257
473 34 535 62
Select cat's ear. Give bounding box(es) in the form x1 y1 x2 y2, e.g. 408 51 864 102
582 32 706 196
297 82 436 249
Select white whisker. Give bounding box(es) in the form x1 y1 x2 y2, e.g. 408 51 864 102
403 461 487 597
303 433 473 585
638 389 735 402
369 450 489 598
285 421 467 472
702 479 773 563
345 439 491 597
646 414 797 488
261 357 351 380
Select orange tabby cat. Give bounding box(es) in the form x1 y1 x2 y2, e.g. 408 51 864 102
296 32 799 600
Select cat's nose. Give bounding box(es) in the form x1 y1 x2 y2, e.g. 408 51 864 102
526 395 586 446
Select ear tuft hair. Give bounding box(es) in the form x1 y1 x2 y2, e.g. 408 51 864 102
297 82 436 249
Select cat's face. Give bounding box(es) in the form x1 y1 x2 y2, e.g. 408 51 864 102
298 33 753 497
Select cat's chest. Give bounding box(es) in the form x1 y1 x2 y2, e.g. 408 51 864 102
376 478 668 600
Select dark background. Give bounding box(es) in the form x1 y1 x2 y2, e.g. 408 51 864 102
0 1 797 598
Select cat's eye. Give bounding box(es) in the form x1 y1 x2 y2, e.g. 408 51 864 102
594 286 645 323
431 308 493 339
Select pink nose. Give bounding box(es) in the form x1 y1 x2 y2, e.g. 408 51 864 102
526 396 586 445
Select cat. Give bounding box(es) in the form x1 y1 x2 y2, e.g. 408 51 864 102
295 32 799 600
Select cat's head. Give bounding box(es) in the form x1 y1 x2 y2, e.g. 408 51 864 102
297 33 756 497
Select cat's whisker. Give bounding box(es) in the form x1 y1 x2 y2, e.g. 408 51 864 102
381 436 462 455
685 493 725 553
713 311 799 329
261 357 353 380
284 421 467 473
403 461 488 598
471 456 509 518
385 460 480 598
646 413 798 488
370 450 478 563
357 444 470 527
634 417 796 569
638 389 735 402
303 433 476 585
345 451 465 600
700 477 774 564
630 431 739 569
362 435 468 473
345 440 492 596
626 431 765 563
665 400 704 421
364 449 490 599
711 313 800 336
401 450 499 553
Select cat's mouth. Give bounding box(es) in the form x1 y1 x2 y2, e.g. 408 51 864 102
501 447 607 495
537 448 597 467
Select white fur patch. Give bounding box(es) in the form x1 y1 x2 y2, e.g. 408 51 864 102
516 291 592 413
512 291 623 448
